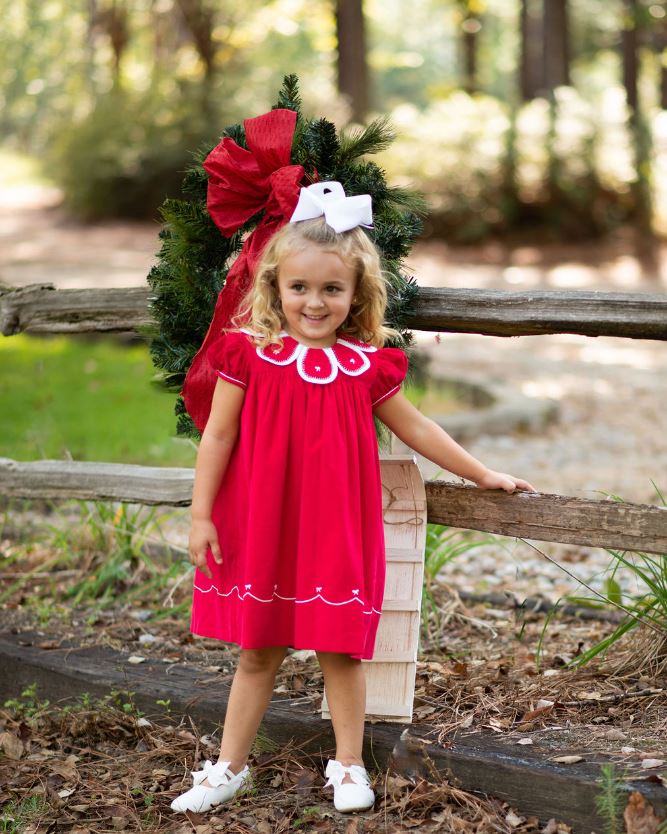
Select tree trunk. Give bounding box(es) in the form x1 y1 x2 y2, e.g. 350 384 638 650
519 0 541 100
622 0 639 113
542 0 570 91
335 0 370 123
106 1 130 86
461 15 480 93
622 0 654 238
175 0 216 114
652 17 667 110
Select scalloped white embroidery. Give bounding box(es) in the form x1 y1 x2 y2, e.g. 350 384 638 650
193 582 382 615
249 330 376 385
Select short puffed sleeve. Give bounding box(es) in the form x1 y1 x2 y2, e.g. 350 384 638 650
206 331 250 390
370 348 408 408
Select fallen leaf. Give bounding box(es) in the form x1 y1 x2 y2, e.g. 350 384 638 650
521 705 553 722
51 754 79 782
623 791 664 834
506 810 525 827
552 755 584 764
127 655 146 664
641 759 665 769
138 633 159 645
578 691 602 700
58 787 77 798
0 731 23 760
414 705 436 719
488 717 511 731
386 775 413 791
622 746 638 754
541 822 572 834
516 738 534 745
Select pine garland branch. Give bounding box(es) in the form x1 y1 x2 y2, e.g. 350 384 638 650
338 117 396 163
274 73 303 115
147 75 425 439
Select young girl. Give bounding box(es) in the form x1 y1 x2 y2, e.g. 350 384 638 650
171 185 535 815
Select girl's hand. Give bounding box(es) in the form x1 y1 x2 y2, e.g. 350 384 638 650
473 469 537 493
189 519 223 579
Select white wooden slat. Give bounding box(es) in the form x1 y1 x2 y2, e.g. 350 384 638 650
321 456 426 724
385 548 425 563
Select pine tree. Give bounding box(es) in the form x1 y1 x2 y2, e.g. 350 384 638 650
145 74 425 439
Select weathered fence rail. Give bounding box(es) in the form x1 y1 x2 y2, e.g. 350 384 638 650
2 280 666 555
3 282 667 340
3 457 665 554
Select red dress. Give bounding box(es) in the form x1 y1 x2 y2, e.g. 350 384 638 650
190 328 408 660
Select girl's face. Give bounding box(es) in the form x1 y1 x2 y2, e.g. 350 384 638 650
276 242 356 348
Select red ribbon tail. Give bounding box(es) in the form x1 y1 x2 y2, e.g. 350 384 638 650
181 254 252 433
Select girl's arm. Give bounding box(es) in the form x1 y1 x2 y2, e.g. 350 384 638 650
189 378 246 576
374 392 537 493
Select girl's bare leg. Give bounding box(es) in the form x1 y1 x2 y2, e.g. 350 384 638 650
316 651 366 785
205 645 288 779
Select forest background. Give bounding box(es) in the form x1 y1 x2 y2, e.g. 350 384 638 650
3 0 667 242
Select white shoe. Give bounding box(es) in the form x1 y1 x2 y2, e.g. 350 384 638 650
170 759 251 813
324 759 375 813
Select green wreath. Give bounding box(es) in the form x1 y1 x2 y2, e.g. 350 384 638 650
146 74 425 439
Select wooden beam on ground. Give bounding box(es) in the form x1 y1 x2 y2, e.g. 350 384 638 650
2 458 666 554
1 630 664 834
2 283 667 340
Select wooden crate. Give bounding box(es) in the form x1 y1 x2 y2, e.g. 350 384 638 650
322 455 427 723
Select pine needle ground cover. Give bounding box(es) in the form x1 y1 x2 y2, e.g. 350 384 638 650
2 504 666 831
0 334 196 467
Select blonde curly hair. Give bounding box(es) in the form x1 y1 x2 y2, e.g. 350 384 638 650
229 217 400 348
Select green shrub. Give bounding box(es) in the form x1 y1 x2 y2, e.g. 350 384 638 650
48 89 219 220
378 88 636 242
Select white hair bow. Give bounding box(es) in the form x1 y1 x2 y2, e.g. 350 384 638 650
289 181 373 233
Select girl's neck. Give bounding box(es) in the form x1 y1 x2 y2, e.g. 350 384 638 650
283 328 341 349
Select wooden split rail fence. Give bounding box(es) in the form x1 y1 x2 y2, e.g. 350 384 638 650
2 281 667 720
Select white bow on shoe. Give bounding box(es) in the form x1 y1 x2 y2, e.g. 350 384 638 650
170 759 251 813
324 759 375 813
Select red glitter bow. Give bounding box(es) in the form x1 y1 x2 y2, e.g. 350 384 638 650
181 108 306 432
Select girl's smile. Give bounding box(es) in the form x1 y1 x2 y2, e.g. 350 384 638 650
276 243 357 348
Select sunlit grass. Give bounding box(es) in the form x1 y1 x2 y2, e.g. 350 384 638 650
0 333 196 466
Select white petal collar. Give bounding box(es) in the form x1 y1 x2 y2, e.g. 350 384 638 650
240 329 377 385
